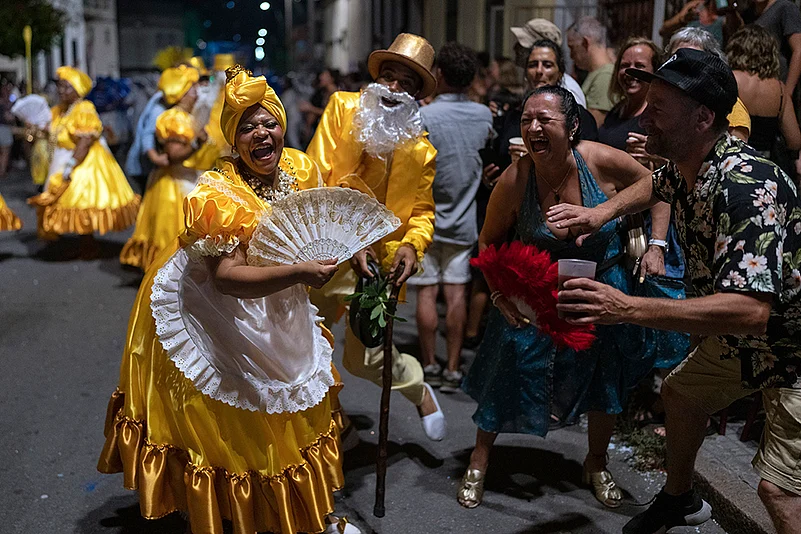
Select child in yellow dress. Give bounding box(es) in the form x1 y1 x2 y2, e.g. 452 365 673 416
28 66 139 253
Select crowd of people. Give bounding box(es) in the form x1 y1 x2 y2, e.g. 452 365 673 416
1 1 801 533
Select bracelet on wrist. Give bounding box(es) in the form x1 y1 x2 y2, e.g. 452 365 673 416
490 290 503 306
648 238 668 252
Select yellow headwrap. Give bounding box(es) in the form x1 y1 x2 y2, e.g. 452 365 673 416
159 65 200 106
220 65 286 146
189 56 210 76
56 66 93 98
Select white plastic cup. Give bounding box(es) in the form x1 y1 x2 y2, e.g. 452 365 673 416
557 259 597 318
509 136 527 163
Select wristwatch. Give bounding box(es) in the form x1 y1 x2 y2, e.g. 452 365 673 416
648 238 668 253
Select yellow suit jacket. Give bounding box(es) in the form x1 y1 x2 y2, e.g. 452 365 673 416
306 91 436 267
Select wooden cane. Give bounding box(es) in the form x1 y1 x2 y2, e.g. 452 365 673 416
373 266 403 518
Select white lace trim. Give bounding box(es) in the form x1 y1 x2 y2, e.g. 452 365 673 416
151 249 335 413
198 174 250 206
186 234 240 261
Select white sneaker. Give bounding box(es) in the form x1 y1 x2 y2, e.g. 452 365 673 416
325 516 361 534
420 382 446 441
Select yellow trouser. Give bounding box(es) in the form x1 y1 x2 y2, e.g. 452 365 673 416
310 268 426 407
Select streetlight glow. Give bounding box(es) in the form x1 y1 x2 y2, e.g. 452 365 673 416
256 37 265 46
259 2 270 10
255 47 265 60
258 28 268 37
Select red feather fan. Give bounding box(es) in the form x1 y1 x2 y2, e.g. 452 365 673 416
470 241 596 350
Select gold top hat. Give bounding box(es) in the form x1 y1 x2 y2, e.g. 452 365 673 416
213 53 237 72
368 33 436 99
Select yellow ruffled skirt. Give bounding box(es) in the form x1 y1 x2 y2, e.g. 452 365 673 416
120 167 197 270
0 193 22 231
98 248 345 534
29 141 140 236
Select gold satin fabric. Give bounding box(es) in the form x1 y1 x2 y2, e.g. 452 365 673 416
56 66 92 97
99 148 346 534
728 97 752 136
30 137 49 185
119 170 191 270
155 108 196 144
0 193 22 231
305 91 436 266
204 85 230 156
29 100 140 236
159 65 200 106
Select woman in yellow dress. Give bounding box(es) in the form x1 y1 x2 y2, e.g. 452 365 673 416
28 66 139 253
120 66 204 270
98 66 360 534
0 192 22 231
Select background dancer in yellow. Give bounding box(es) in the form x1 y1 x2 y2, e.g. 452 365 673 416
120 66 205 270
307 33 446 441
28 66 139 257
98 66 360 534
0 192 21 231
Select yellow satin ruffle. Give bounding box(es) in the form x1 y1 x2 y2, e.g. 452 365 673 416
98 390 344 534
179 150 320 250
221 68 286 146
51 100 103 148
120 169 194 270
305 91 436 265
159 65 200 106
155 108 196 144
0 193 22 231
56 66 92 97
205 86 229 154
30 141 140 236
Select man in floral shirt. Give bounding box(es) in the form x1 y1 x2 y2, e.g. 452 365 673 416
547 49 801 534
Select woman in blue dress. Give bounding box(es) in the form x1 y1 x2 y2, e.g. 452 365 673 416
458 86 673 510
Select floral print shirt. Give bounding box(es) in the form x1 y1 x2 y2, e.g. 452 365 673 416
653 134 801 389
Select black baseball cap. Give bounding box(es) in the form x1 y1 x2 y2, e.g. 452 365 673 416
626 48 738 118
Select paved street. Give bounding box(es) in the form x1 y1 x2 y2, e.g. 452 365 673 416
0 167 728 534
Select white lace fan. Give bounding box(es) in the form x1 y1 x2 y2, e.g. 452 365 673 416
11 94 51 129
248 187 401 266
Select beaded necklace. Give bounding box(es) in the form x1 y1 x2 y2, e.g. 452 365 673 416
235 157 299 202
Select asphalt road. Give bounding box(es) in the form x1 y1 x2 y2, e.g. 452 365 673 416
0 166 727 534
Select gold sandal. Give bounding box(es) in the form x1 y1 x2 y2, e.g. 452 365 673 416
457 468 486 509
582 466 623 508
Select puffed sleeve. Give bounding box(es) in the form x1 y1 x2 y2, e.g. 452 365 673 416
180 172 259 259
155 108 196 144
306 92 345 186
66 100 103 137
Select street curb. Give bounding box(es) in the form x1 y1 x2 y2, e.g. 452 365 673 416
693 444 773 534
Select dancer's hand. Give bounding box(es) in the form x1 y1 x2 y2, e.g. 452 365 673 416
391 244 418 286
350 246 377 278
299 259 339 289
639 246 666 282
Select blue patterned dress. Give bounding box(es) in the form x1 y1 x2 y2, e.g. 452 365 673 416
463 149 677 436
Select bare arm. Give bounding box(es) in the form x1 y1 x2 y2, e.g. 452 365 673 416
785 33 801 98
780 81 801 151
72 135 94 166
660 0 703 38
147 147 170 167
558 278 771 335
205 245 338 299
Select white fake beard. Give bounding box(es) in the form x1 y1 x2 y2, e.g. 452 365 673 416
352 83 423 158
191 77 223 128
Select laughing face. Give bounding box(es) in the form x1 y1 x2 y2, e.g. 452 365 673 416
375 61 423 106
234 104 284 178
640 81 695 161
617 44 654 99
520 92 573 161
